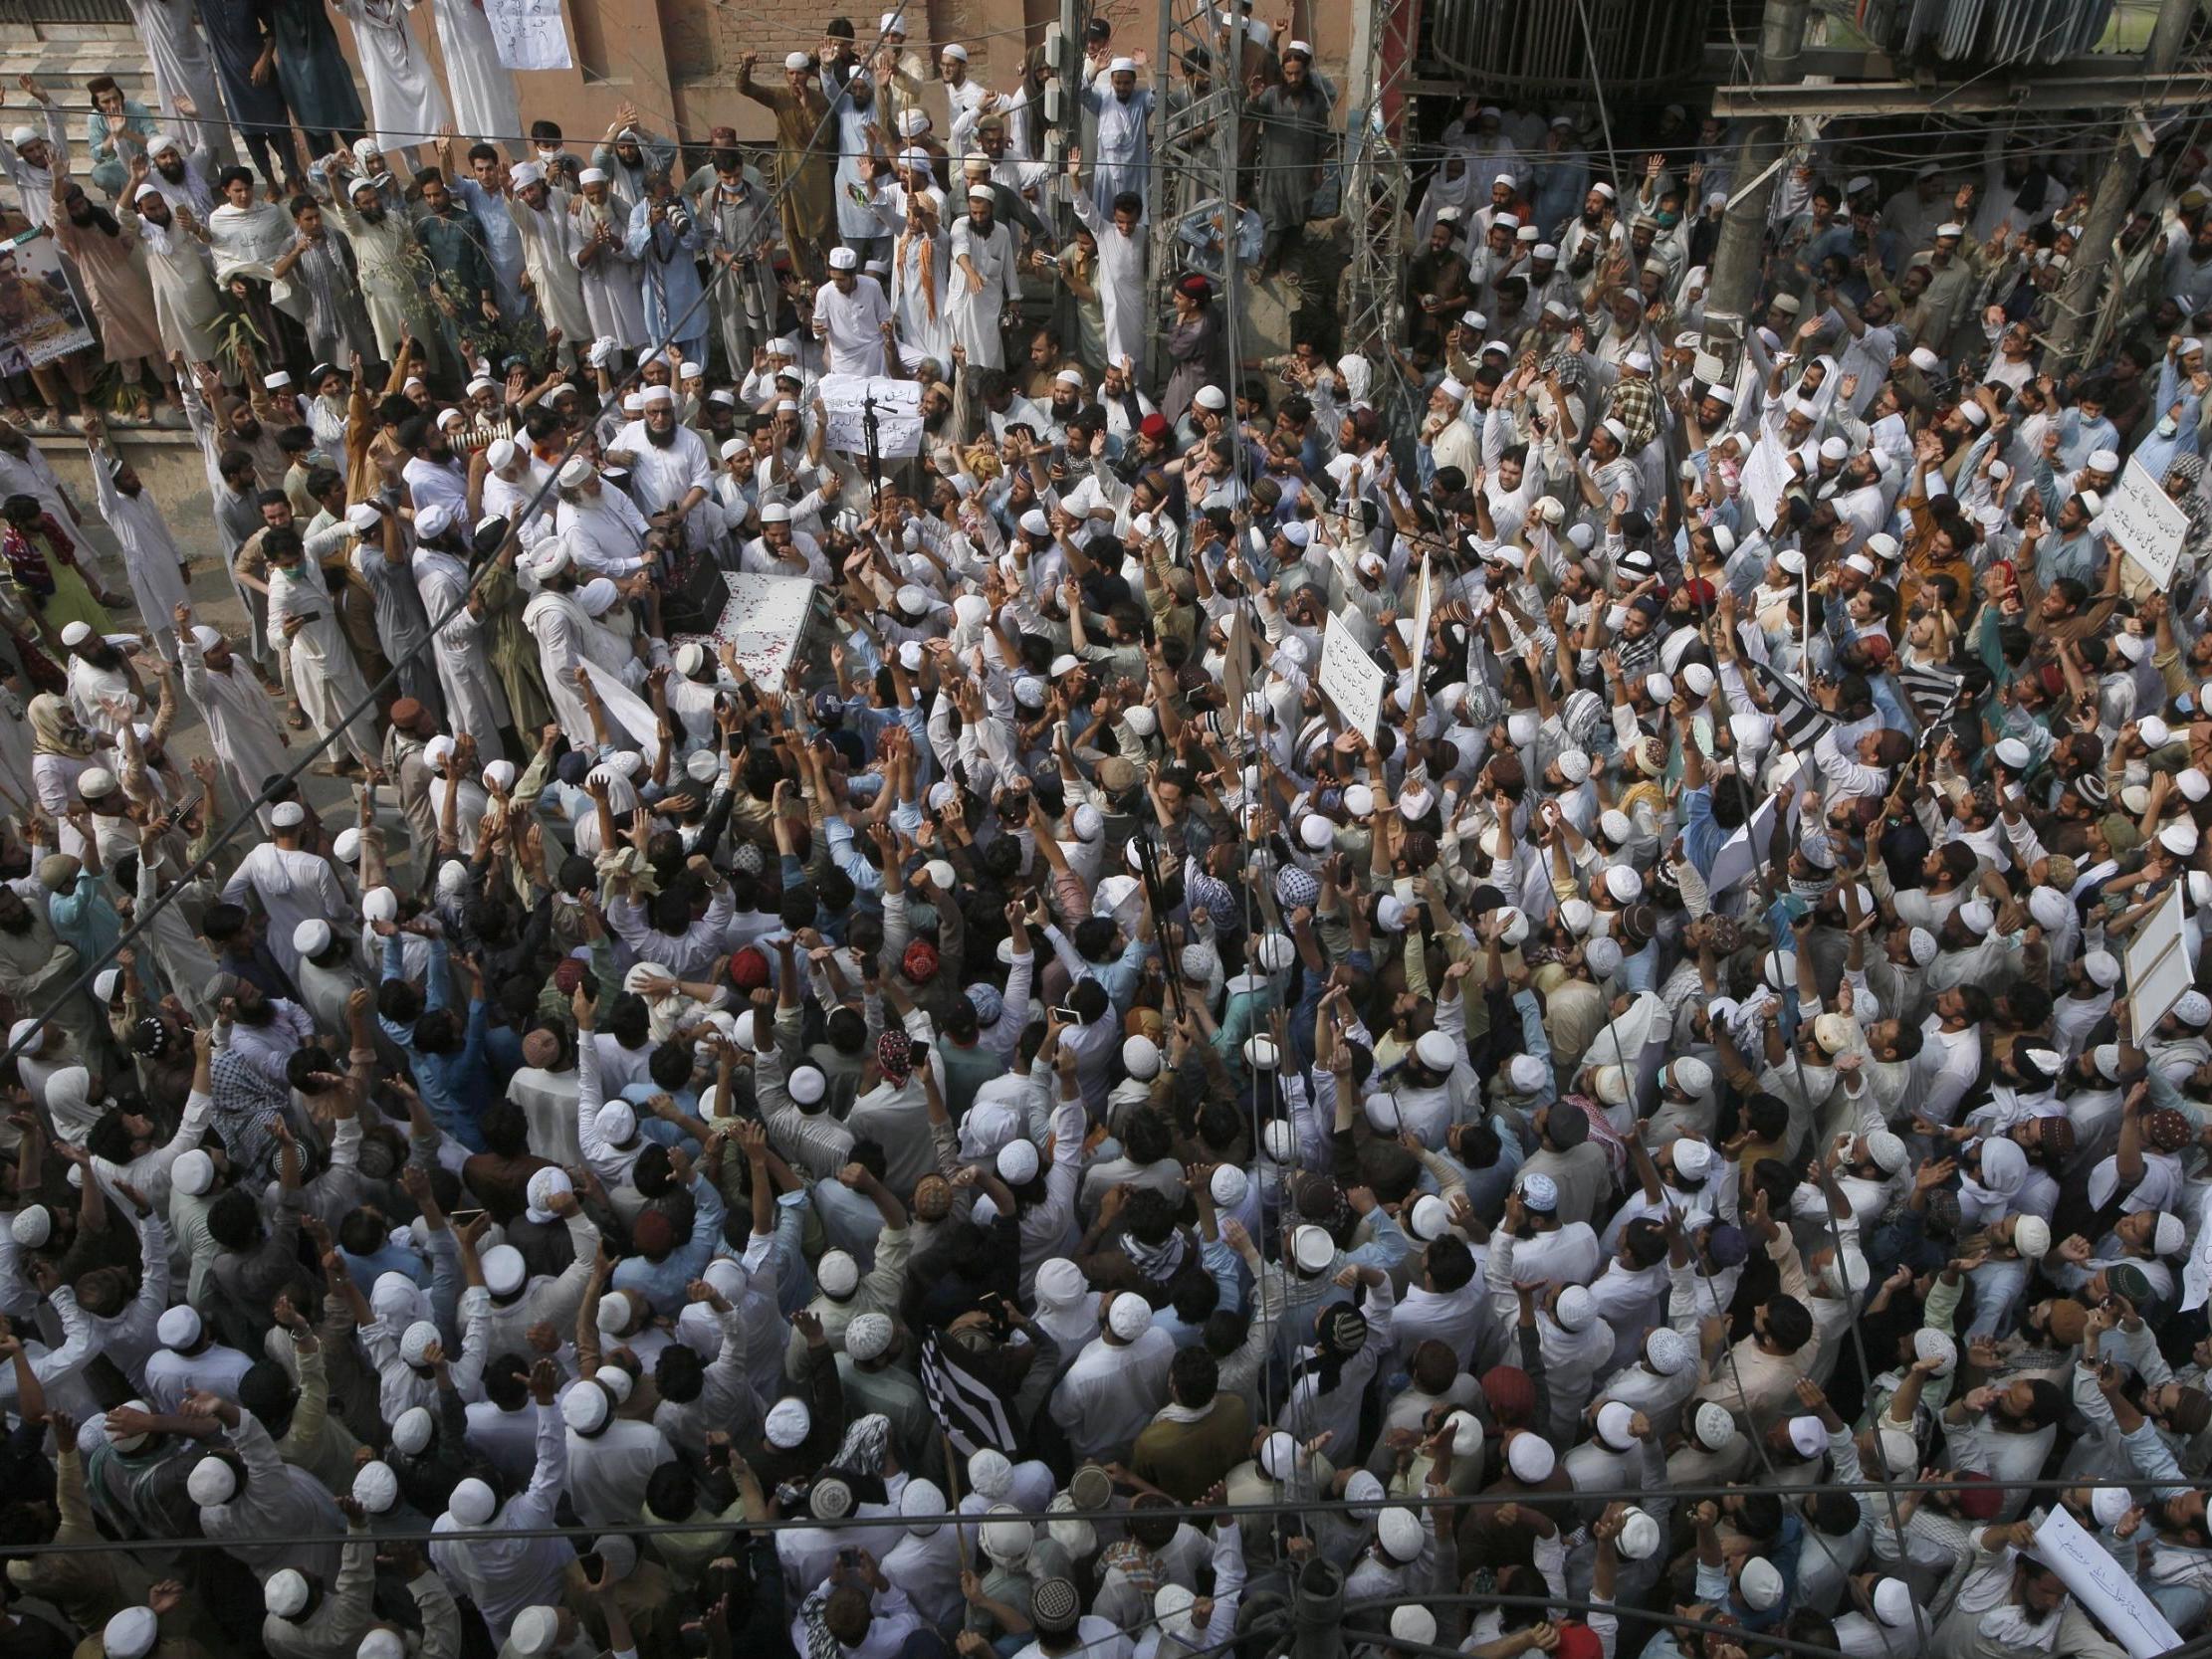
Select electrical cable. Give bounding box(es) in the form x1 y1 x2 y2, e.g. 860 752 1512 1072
0 1474 2155 1555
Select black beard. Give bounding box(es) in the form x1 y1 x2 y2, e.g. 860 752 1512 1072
358 203 384 224
235 420 262 444
645 423 676 448
0 908 31 935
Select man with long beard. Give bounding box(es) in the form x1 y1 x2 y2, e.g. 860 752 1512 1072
605 386 715 556
326 169 435 373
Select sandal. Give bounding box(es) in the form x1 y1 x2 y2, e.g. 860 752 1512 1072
287 703 310 729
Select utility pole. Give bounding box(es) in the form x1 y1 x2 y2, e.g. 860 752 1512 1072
1340 0 1419 446
1700 0 1814 359
1146 0 1241 383
2046 0 2200 372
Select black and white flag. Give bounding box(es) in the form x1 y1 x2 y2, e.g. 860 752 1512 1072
1745 656 1836 753
919 1328 1020 1458
1896 661 1966 737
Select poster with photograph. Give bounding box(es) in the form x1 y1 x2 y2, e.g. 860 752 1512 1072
0 230 95 373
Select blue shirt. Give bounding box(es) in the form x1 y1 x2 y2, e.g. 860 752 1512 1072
378 935 492 1152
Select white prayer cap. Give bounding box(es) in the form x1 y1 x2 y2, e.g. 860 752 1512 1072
1819 436 1849 461
828 245 859 270
880 10 905 30
845 1312 895 1361
1625 349 1653 372
1739 1557 1784 1610
1786 1414 1827 1458
1109 55 1137 73
968 184 995 200
639 383 674 406
156 1305 202 1349
941 42 968 59
414 502 455 541
1107 1292 1153 1341
271 801 306 829
1596 1400 1639 1449
818 1249 860 1297
147 131 180 154
1617 1506 1662 1560
60 620 93 647
171 1149 215 1197
788 1063 826 1105
560 1380 610 1432
1645 1327 1693 1375
898 1477 946 1538
1122 1034 1162 1079
266 1568 312 1619
1693 1401 1739 1451
1376 1505 1426 1560
557 456 595 488
783 50 812 70
434 407 465 431
1874 1578 1916 1627
105 1608 159 1659
720 437 748 461
759 500 793 523
996 1139 1040 1184
1505 1431 1555 1482
399 1319 441 1365
2089 447 2120 472
764 1396 812 1448
447 1477 497 1523
1391 1607 1438 1646
1289 1223 1335 1274
186 1454 237 1507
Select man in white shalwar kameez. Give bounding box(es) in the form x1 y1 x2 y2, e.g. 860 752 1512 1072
481 439 557 549
1080 62 1154 220
607 387 717 553
553 460 656 577
175 614 291 830
1068 152 1147 374
121 0 237 167
333 0 450 161
409 504 511 752
511 168 590 366
84 424 192 663
427 0 522 156
223 804 349 982
814 246 891 376
879 170 950 371
574 170 650 354
429 1380 571 1648
265 530 378 772
948 186 1020 370
521 539 638 747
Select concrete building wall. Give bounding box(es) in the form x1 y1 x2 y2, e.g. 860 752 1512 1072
2 1 1350 162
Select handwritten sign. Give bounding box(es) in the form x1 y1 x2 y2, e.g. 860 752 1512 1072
1319 610 1386 741
2107 456 2188 588
484 0 573 71
816 373 923 459
2032 1505 2181 1659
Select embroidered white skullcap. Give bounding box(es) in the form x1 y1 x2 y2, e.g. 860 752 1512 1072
1107 1292 1153 1341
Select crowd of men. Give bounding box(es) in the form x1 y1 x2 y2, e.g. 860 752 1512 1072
3 8 2212 1659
